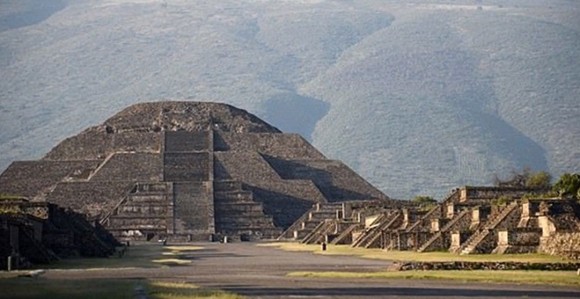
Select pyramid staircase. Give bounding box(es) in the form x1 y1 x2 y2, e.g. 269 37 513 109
330 222 363 245
103 182 171 240
301 219 336 244
456 201 520 254
214 180 281 239
417 209 471 252
404 205 442 233
351 211 402 248
277 203 341 240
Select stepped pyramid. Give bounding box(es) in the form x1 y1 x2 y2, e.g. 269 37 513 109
0 101 391 241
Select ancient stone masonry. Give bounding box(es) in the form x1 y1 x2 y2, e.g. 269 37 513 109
284 185 580 258
278 202 344 241
540 232 580 260
278 200 408 243
0 198 118 269
0 101 392 242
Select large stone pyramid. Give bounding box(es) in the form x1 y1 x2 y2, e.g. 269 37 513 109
0 101 392 241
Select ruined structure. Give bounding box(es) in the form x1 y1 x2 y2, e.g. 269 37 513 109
0 102 390 242
0 197 118 269
284 186 580 259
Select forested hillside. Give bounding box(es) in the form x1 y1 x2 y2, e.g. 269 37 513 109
1 0 578 198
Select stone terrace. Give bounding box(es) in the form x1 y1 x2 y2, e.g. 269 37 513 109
283 185 580 259
262 156 387 201
90 153 162 182
0 160 103 198
44 131 160 160
46 181 135 219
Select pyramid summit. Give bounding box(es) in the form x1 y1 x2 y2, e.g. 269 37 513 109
0 101 393 241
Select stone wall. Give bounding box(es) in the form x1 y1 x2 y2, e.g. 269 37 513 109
495 228 542 254
90 153 162 182
470 206 492 229
247 185 318 229
46 181 135 219
44 130 160 161
164 131 209 152
450 231 473 252
163 152 210 182
215 151 327 208
459 186 548 202
214 151 282 182
0 160 102 198
263 156 388 201
214 131 325 159
498 228 542 246
397 261 580 271
1 201 118 269
539 232 580 260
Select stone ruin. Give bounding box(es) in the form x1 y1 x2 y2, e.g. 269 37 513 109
0 101 392 246
0 197 118 269
283 186 580 260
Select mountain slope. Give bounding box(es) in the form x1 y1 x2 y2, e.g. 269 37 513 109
0 0 578 198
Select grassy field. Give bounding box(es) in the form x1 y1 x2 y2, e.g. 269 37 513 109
0 243 243 299
288 270 580 287
266 242 579 286
44 244 204 269
262 242 568 263
0 278 244 299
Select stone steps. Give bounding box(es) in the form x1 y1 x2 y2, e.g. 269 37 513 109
330 223 362 245
404 205 442 233
418 209 471 253
163 152 210 182
213 179 279 237
302 220 335 244
276 203 342 241
352 211 401 248
459 202 519 254
277 207 315 240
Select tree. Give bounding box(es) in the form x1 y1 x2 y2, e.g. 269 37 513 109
412 196 437 208
493 168 552 189
552 173 580 199
525 171 552 188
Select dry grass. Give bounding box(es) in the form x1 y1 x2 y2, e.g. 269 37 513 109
163 246 204 252
288 270 580 286
1 244 243 298
0 278 244 299
267 242 579 286
148 281 244 299
152 258 193 266
45 243 203 270
262 242 568 263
